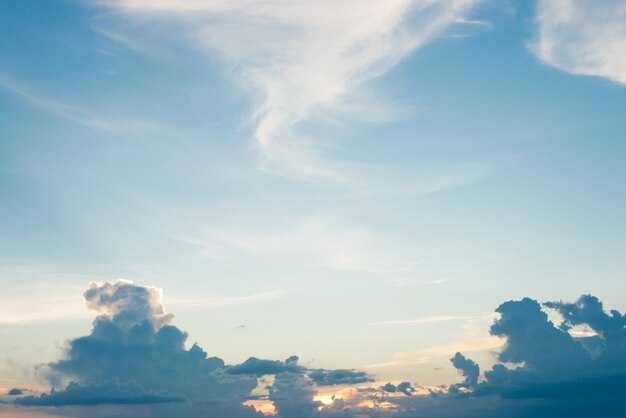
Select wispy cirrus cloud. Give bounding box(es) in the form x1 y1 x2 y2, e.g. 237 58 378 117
0 75 153 132
98 0 484 181
168 289 291 310
369 315 469 326
177 216 418 275
532 0 626 85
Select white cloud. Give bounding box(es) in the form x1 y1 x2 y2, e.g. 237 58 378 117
369 315 468 326
0 75 153 132
363 314 503 371
532 0 626 85
99 0 483 181
167 289 290 309
178 217 412 275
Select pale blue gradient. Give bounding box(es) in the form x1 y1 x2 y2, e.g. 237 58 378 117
1 0 625 392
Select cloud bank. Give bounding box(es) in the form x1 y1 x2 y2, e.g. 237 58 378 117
5 281 625 417
98 0 483 181
532 0 626 85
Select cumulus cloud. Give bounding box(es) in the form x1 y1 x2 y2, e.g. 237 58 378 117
7 281 626 418
532 0 626 85
447 295 626 417
449 352 479 387
97 0 483 181
10 280 377 417
82 280 174 331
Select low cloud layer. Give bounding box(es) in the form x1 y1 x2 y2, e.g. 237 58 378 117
5 281 625 418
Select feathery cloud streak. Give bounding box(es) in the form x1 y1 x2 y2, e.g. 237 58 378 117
100 0 482 181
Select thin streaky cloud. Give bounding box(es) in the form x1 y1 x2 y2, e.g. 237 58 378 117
99 0 484 181
369 315 469 326
167 289 290 309
0 75 153 132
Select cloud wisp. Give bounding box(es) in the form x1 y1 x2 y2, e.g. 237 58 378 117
98 0 483 181
369 315 469 326
4 280 625 418
0 75 153 132
532 0 626 85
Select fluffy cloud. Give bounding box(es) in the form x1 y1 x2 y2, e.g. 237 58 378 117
449 352 479 388
532 0 626 85
10 280 377 417
447 295 626 417
7 281 626 418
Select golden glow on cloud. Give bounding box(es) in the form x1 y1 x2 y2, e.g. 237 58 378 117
243 399 276 416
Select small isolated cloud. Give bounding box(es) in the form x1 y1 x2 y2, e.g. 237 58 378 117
532 0 626 85
381 381 416 396
7 388 24 396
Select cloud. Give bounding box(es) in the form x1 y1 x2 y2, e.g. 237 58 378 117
10 280 377 417
226 356 302 377
544 294 626 351
307 369 372 387
167 289 290 310
7 282 626 418
532 0 626 85
13 380 185 406
98 0 484 181
381 381 416 396
370 315 468 326
183 218 404 274
0 75 152 132
6 389 23 396
34 280 261 416
445 296 626 417
82 280 174 331
449 352 479 387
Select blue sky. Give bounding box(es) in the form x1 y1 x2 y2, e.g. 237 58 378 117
1 1 626 417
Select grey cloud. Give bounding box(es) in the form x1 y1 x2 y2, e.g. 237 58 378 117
446 295 626 417
7 388 24 396
449 352 479 389
270 372 319 418
36 280 260 417
13 380 185 406
381 382 415 396
11 281 626 418
226 356 303 377
489 298 591 378
545 294 626 354
308 369 372 386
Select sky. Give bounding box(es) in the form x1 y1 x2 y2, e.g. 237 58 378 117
0 0 625 417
